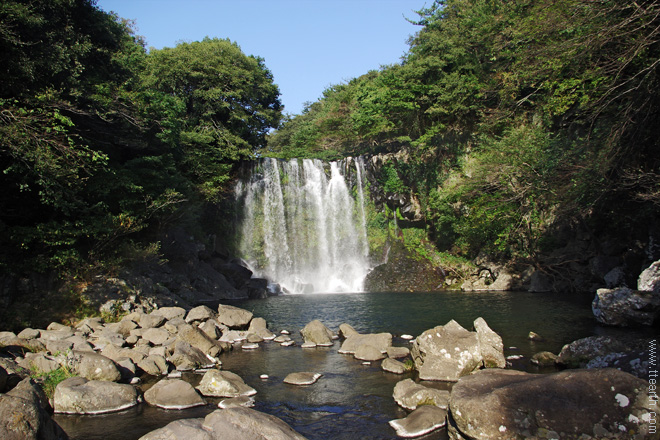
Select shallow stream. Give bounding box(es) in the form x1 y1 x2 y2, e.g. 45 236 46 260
54 290 647 440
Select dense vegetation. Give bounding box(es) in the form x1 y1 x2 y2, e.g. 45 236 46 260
269 0 660 273
0 1 281 281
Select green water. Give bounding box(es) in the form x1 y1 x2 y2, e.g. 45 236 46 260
56 290 644 440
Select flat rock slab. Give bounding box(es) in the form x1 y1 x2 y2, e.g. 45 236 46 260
216 305 253 329
144 378 206 410
389 405 447 438
381 357 407 374
339 333 392 354
354 344 386 361
202 407 308 440
283 372 323 386
393 379 450 410
54 377 138 414
449 368 655 440
218 396 255 408
196 370 257 398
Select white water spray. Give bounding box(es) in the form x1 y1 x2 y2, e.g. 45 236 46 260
235 157 371 293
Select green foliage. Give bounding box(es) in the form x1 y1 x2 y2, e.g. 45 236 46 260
30 365 75 399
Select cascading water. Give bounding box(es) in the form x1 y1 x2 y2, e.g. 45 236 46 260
234 157 371 294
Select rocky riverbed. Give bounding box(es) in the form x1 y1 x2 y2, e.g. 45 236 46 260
0 298 656 440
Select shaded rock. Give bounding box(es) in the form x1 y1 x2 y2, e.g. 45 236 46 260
527 331 544 341
531 351 558 367
381 358 407 374
169 341 212 371
216 304 253 329
410 320 482 382
0 365 7 392
338 323 359 338
185 305 216 323
202 407 308 439
557 335 630 367
64 335 94 352
116 358 137 382
473 317 505 368
387 346 410 359
354 344 386 361
448 368 654 440
196 369 256 397
283 372 322 386
16 328 40 340
393 379 450 410
66 350 121 382
101 343 147 364
339 332 392 354
54 377 138 414
389 405 447 438
592 287 660 326
0 378 68 440
138 418 210 440
246 278 269 299
216 262 253 290
199 319 222 339
144 379 206 409
177 324 223 357
300 320 334 346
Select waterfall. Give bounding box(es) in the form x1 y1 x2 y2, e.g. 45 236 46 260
235 157 371 294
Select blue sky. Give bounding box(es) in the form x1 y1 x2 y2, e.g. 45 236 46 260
95 0 430 115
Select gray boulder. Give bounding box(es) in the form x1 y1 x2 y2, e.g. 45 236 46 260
202 407 308 439
381 358 407 374
338 333 392 354
169 341 212 371
393 378 450 410
0 378 68 440
144 379 206 409
196 370 256 397
300 320 335 346
53 377 139 414
139 313 167 329
66 350 121 382
386 346 410 359
531 351 558 367
138 418 210 440
639 260 660 293
247 317 275 340
141 327 171 346
411 320 483 381
389 405 447 438
473 317 505 368
151 306 186 321
338 323 359 338
592 287 660 326
18 353 61 374
138 354 169 376
354 344 386 361
449 368 654 440
177 324 223 358
216 305 253 329
185 305 216 323
283 372 323 386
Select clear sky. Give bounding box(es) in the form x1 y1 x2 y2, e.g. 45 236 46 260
95 0 430 115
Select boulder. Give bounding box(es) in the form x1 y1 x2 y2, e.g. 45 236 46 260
386 346 410 359
216 304 253 329
393 379 450 410
151 306 187 321
338 323 359 338
338 333 392 354
199 319 222 339
247 317 275 340
557 335 651 379
300 320 334 346
185 305 216 323
142 327 171 346
201 407 308 439
177 324 223 358
592 287 660 326
410 320 483 381
196 370 256 397
18 353 61 374
354 344 386 362
169 341 212 371
53 377 139 414
218 396 255 409
138 418 211 440
531 351 558 367
638 260 660 293
144 379 206 409
389 405 447 438
381 358 407 374
0 378 68 440
138 354 169 376
16 328 40 340
283 372 323 386
473 317 505 368
66 350 121 382
448 368 655 440
246 278 269 299
139 313 167 329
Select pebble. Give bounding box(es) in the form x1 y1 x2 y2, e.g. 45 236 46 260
242 343 259 350
280 330 290 335
401 334 414 340
260 374 269 380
